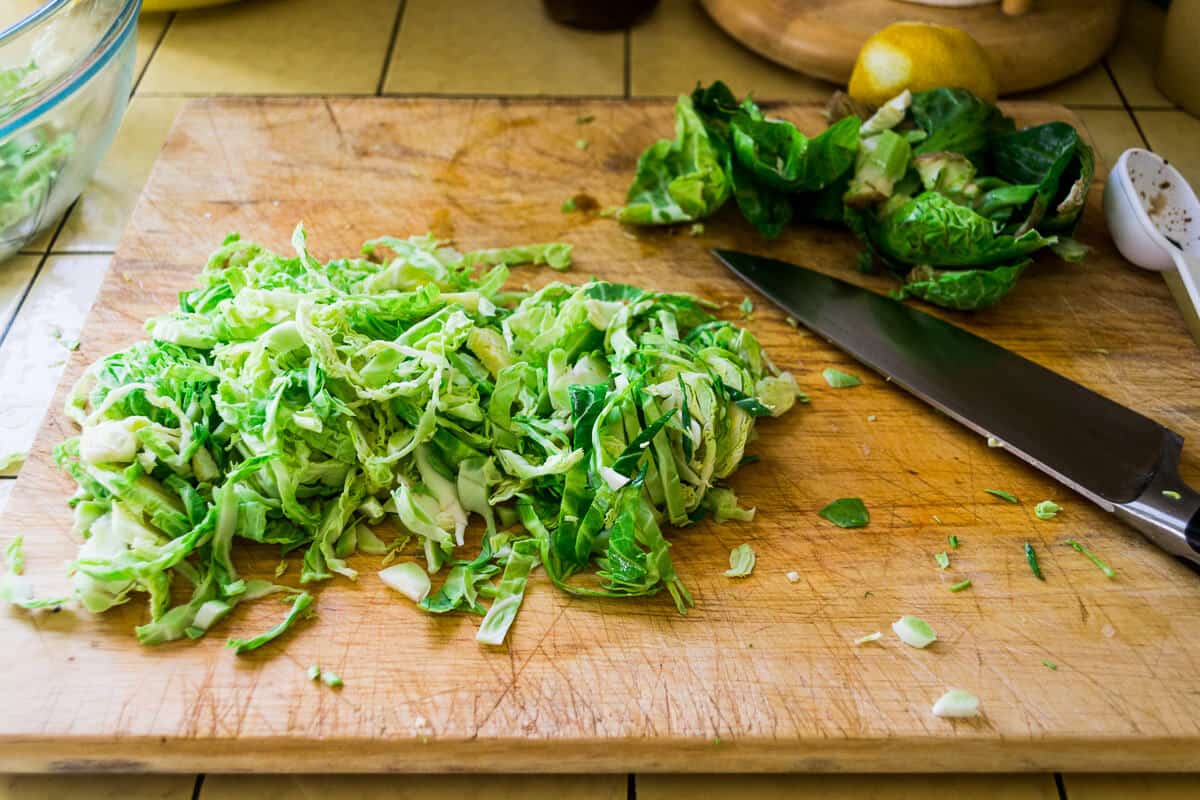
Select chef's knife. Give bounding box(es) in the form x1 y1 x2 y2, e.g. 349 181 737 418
713 248 1200 567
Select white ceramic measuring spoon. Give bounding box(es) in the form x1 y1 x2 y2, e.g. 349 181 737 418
1104 148 1200 316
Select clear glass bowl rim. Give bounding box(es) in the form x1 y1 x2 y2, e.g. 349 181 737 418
0 0 142 140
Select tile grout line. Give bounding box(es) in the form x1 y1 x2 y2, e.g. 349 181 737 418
623 28 631 99
1102 58 1152 149
1060 103 1148 111
0 213 67 352
0 251 49 350
376 0 407 96
132 11 176 94
135 91 631 100
45 249 116 257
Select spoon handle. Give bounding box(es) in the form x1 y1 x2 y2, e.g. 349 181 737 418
1171 249 1200 321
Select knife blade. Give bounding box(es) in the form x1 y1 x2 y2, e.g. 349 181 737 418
713 248 1200 566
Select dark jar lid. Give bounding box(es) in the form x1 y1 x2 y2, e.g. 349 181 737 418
543 0 660 31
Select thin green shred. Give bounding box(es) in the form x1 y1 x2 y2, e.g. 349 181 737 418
5 537 24 576
947 534 959 548
934 551 949 570
321 670 343 688
2 535 70 610
984 488 1018 503
1042 659 1058 671
227 592 314 655
476 541 538 646
1065 538 1115 578
307 664 321 680
39 225 799 651
1163 490 1182 501
948 578 972 592
1024 541 1043 580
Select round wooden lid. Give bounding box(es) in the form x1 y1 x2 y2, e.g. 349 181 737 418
700 0 1122 94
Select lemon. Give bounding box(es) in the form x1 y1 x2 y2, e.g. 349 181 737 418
848 22 998 107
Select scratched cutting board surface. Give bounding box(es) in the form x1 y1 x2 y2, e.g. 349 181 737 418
3 98 1200 774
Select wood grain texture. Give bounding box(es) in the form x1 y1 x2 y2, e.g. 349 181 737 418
700 0 1121 94
2 98 1199 774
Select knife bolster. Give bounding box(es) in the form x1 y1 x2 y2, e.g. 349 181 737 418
1114 432 1200 565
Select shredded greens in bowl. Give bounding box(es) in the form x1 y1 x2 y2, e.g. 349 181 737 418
1 62 76 240
39 224 801 651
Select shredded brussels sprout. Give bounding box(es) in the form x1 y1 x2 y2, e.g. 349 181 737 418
932 688 979 718
892 615 937 648
724 543 756 578
43 225 799 650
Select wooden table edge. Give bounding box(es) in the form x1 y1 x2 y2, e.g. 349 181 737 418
2 735 1198 774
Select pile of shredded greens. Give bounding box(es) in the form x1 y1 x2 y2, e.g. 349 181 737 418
40 225 800 651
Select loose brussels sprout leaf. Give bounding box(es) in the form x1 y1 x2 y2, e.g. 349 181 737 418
819 497 869 528
728 154 793 238
870 192 1053 269
731 113 860 193
992 121 1095 235
844 130 912 208
894 261 1029 311
619 94 731 225
910 87 1014 168
860 90 912 137
913 151 976 198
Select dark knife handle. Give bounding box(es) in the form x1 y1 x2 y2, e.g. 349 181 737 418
1115 435 1200 565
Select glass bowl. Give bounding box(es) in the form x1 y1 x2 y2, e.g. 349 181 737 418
0 0 140 261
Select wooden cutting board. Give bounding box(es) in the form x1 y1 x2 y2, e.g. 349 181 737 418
3 97 1200 774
